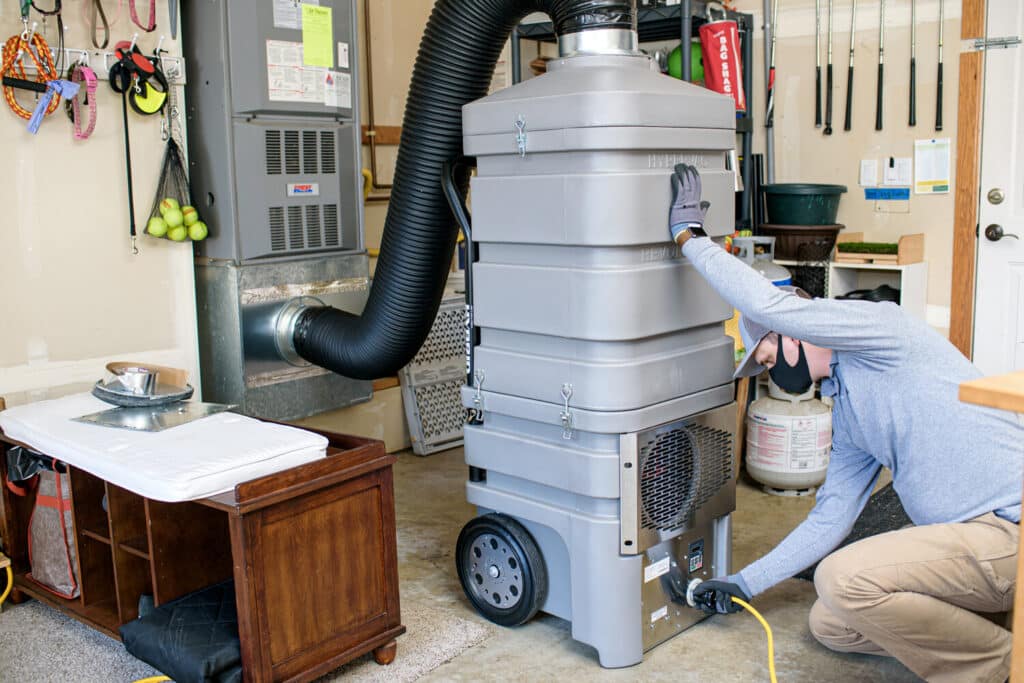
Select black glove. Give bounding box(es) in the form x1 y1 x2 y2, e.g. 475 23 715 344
690 579 749 615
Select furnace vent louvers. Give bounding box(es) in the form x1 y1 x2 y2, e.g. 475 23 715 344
288 206 303 249
267 203 341 252
284 131 300 174
306 205 323 248
323 204 339 245
265 130 282 175
303 131 319 174
269 207 286 251
320 132 336 174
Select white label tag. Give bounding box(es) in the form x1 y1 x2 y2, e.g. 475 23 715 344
338 42 350 69
644 556 671 583
287 183 320 197
650 605 668 623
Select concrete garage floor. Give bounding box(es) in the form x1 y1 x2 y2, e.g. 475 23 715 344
393 447 920 683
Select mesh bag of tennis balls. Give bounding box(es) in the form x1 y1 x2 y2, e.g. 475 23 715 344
146 138 208 242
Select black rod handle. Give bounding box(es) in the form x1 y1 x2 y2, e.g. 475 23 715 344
875 62 884 131
909 58 917 126
935 62 944 131
815 66 822 127
843 66 854 131
824 63 833 135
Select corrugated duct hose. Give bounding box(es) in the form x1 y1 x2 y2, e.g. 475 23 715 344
292 0 636 380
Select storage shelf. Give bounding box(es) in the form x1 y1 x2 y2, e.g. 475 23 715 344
15 572 120 637
830 260 920 271
118 536 150 560
80 528 111 545
518 2 753 42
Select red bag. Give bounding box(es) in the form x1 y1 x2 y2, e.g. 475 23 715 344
699 18 747 113
27 468 80 599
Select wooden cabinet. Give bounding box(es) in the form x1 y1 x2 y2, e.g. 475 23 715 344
0 428 404 682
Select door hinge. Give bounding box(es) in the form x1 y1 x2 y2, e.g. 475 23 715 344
964 36 1021 52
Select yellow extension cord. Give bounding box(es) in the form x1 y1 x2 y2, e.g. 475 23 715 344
0 566 12 608
732 596 778 683
132 677 170 683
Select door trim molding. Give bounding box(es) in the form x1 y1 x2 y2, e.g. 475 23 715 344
949 0 986 356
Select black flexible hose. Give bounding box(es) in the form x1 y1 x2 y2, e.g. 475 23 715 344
293 0 635 380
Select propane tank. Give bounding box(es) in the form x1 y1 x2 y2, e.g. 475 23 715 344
746 379 832 495
733 236 791 286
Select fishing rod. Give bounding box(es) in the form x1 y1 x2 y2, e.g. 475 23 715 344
824 0 834 135
936 0 944 131
843 0 857 131
875 0 885 131
815 0 822 127
910 0 917 126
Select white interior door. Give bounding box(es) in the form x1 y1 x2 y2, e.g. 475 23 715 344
973 1 1024 374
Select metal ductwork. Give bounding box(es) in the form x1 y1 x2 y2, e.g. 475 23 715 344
291 0 638 380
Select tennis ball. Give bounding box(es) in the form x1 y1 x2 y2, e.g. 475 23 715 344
146 216 168 238
188 221 208 241
167 225 188 242
182 206 199 226
164 209 184 228
159 197 180 215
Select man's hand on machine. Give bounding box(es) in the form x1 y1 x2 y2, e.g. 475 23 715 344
668 163 710 244
690 577 751 615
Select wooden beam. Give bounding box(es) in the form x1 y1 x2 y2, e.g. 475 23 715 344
949 0 986 357
372 377 400 392
361 125 402 146
961 0 986 39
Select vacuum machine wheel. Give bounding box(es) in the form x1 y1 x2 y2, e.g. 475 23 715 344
456 513 547 627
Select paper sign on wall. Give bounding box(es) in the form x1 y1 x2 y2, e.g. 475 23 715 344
272 0 318 30
302 4 334 68
859 159 878 186
914 139 952 194
883 157 913 186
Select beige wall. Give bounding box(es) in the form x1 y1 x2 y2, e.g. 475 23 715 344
0 2 199 400
732 0 960 326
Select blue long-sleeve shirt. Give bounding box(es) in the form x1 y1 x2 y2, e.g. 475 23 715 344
682 237 1024 596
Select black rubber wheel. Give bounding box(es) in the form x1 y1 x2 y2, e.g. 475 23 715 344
455 513 547 627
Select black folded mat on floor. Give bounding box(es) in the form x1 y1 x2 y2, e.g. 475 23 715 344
120 580 242 683
795 482 912 582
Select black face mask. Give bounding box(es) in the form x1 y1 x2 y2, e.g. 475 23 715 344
768 334 814 394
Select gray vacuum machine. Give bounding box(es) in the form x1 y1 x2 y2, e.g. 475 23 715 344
454 49 739 667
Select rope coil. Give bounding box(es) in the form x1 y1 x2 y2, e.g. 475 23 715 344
2 32 60 120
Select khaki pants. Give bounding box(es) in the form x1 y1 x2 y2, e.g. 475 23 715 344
809 513 1018 683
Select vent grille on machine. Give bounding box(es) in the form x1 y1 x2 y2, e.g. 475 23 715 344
320 131 336 174
265 130 282 175
639 423 732 532
303 131 319 174
269 206 286 251
267 204 341 252
284 131 300 174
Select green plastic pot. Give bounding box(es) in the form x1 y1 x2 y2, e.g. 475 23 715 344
762 184 848 226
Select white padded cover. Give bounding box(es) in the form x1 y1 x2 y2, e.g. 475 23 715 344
0 394 328 502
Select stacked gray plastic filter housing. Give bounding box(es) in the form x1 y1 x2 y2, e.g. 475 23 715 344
459 53 739 667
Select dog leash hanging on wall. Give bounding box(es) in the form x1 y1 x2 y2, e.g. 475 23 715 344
129 0 156 32
65 60 98 140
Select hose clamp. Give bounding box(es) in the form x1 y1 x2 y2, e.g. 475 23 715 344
275 296 324 367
